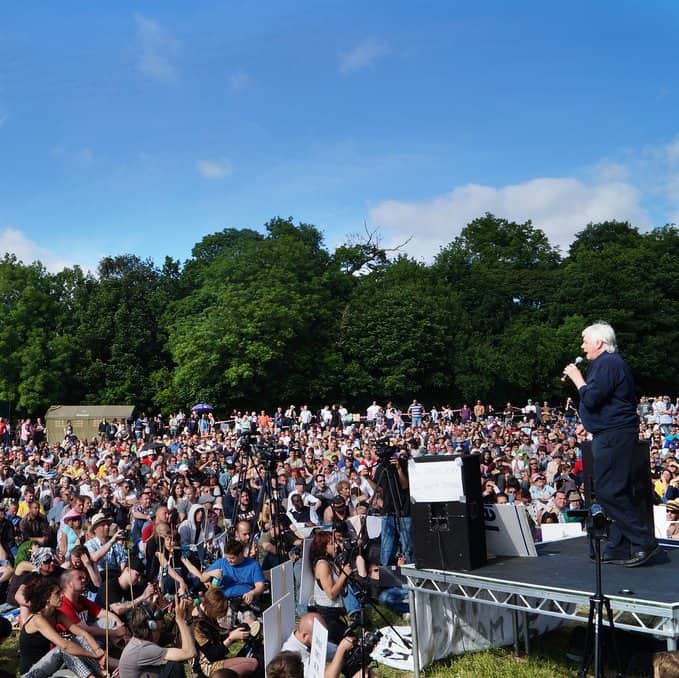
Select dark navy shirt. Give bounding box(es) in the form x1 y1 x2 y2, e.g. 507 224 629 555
578 351 638 434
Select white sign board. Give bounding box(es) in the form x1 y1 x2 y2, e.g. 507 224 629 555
483 503 537 557
270 560 295 606
298 537 314 606
307 617 329 678
263 592 295 674
539 522 585 542
654 504 674 539
408 457 464 503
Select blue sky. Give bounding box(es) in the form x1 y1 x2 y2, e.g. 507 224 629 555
2 1 679 271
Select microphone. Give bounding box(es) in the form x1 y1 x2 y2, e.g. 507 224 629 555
560 356 583 382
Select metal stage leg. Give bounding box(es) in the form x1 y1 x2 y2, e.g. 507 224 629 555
511 597 520 656
667 638 677 651
409 586 421 678
522 611 530 655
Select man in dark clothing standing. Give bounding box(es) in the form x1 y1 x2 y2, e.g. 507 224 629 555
563 322 660 567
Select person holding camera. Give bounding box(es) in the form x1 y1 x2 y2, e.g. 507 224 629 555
279 612 358 678
192 586 259 677
119 596 197 678
309 530 352 644
85 512 128 574
372 448 412 566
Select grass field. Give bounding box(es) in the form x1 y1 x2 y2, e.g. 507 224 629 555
0 627 580 677
0 618 655 677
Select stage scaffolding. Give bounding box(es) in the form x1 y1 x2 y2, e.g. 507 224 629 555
404 556 679 677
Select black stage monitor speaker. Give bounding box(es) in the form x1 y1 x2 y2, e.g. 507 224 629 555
581 439 655 540
411 454 487 571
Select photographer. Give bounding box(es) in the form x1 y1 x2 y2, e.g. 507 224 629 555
85 512 128 574
309 530 351 644
193 586 259 677
372 445 413 566
119 597 197 678
280 612 357 678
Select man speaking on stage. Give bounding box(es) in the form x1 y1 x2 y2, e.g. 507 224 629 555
562 322 660 567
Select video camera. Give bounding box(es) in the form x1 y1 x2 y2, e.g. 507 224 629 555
342 626 382 677
567 503 609 539
375 435 396 461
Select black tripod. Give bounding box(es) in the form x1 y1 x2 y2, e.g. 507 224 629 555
371 446 409 564
343 569 412 678
578 505 624 678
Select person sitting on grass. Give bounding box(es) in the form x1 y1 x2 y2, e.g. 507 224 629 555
19 576 106 678
118 597 197 678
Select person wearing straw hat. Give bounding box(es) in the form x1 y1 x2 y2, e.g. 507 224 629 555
85 512 128 574
58 508 84 559
665 500 679 539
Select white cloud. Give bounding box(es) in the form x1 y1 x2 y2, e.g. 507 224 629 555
49 145 95 166
338 38 389 75
196 159 233 180
664 135 679 165
228 70 252 92
369 177 649 261
135 14 178 82
0 228 93 273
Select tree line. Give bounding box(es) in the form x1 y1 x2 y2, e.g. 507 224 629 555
1 214 678 418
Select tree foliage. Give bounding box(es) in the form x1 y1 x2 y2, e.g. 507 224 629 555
2 213 679 418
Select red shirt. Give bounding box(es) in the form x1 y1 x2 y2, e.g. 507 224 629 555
57 594 101 631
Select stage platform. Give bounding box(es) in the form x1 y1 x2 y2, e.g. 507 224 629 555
404 537 679 675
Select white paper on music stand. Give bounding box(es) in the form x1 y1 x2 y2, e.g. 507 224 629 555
408 457 464 502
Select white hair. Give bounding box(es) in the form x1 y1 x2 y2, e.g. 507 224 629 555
582 322 617 353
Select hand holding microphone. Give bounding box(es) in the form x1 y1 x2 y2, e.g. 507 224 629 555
561 356 583 382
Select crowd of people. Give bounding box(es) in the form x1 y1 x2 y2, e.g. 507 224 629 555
0 391 676 677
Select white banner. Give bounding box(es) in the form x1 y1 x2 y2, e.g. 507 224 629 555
263 592 295 675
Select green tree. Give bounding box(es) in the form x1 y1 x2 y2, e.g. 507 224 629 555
168 218 339 408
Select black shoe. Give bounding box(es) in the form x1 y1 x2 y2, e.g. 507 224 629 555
624 545 662 568
600 552 627 565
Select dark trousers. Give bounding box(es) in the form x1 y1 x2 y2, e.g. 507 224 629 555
592 427 656 556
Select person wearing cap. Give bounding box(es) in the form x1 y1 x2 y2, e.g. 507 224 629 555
665 500 679 539
7 546 63 623
563 322 660 567
529 473 555 503
58 508 84 559
85 513 127 573
288 477 322 512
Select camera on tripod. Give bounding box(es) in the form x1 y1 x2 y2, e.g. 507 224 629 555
566 503 609 539
375 435 396 461
342 628 382 677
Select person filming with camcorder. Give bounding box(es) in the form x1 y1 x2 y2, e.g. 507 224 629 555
371 437 413 566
